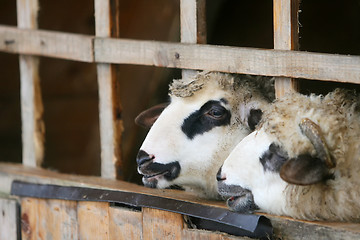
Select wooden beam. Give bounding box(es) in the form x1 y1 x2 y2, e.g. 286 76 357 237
0 25 94 62
273 0 300 98
94 38 360 84
180 0 206 79
95 0 124 180
2 26 360 84
16 0 44 167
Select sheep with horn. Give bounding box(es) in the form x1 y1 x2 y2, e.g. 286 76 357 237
217 88 360 221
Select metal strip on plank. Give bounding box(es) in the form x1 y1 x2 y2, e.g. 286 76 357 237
11 181 273 238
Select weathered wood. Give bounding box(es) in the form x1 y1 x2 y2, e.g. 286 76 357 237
77 201 109 240
180 0 206 79
0 25 94 62
0 197 19 240
94 37 360 84
183 228 251 240
3 163 360 239
95 0 124 180
270 215 360 240
21 198 78 240
142 207 183 240
273 0 300 97
1 25 360 84
16 0 44 167
108 205 142 240
180 0 206 44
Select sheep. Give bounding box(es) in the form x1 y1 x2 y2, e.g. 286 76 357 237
135 71 274 199
217 88 360 221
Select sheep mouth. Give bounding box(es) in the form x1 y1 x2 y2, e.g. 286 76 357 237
139 161 181 188
143 170 170 182
217 183 258 213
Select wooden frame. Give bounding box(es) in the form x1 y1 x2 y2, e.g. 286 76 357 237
1 0 359 196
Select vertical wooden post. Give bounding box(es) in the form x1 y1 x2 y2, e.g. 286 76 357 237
273 0 300 98
0 198 19 240
95 0 124 180
180 0 207 79
17 0 45 167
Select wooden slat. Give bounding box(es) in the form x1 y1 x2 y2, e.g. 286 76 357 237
3 163 360 239
16 0 44 167
95 0 124 180
1 27 360 84
94 37 360 84
77 201 109 240
180 0 206 79
273 0 300 97
0 197 19 240
108 206 142 240
0 25 94 62
21 198 78 240
142 207 183 240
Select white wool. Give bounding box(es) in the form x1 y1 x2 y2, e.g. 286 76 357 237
221 89 360 221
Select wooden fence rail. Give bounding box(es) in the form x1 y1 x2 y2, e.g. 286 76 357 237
1 25 360 85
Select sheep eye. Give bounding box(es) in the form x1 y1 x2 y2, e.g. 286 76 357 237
206 106 226 119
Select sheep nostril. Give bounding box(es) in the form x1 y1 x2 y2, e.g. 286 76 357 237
136 150 154 166
216 168 226 181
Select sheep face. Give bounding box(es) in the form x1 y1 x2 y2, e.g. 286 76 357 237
136 72 271 199
217 90 355 218
217 129 289 215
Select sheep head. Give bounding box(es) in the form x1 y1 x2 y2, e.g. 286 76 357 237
135 72 273 199
217 90 352 215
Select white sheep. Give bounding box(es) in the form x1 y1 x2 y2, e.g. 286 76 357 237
135 71 274 199
217 88 360 221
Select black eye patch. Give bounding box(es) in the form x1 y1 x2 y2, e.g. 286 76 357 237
260 143 288 172
181 100 231 139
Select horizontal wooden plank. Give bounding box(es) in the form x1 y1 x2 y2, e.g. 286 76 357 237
0 25 93 62
11 181 271 237
3 163 360 239
94 37 360 84
1 25 360 84
0 162 221 207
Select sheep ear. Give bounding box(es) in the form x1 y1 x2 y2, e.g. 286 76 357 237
135 103 169 128
280 154 330 185
247 109 263 131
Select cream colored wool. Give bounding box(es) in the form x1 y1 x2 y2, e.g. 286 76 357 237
261 89 360 221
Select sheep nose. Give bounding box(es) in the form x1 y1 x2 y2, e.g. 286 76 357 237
136 150 154 166
216 167 226 181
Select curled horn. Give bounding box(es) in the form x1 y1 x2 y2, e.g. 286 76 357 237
299 118 335 169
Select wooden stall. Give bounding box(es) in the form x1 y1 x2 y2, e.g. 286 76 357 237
1 0 360 239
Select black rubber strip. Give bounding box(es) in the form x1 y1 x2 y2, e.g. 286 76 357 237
11 180 273 239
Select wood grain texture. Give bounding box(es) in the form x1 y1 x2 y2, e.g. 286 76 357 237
21 198 78 240
16 0 44 167
1 26 360 84
95 0 124 180
273 0 300 97
0 197 19 240
108 205 142 240
142 207 183 240
0 25 94 62
95 37 360 84
180 0 206 79
2 163 360 239
77 201 109 240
